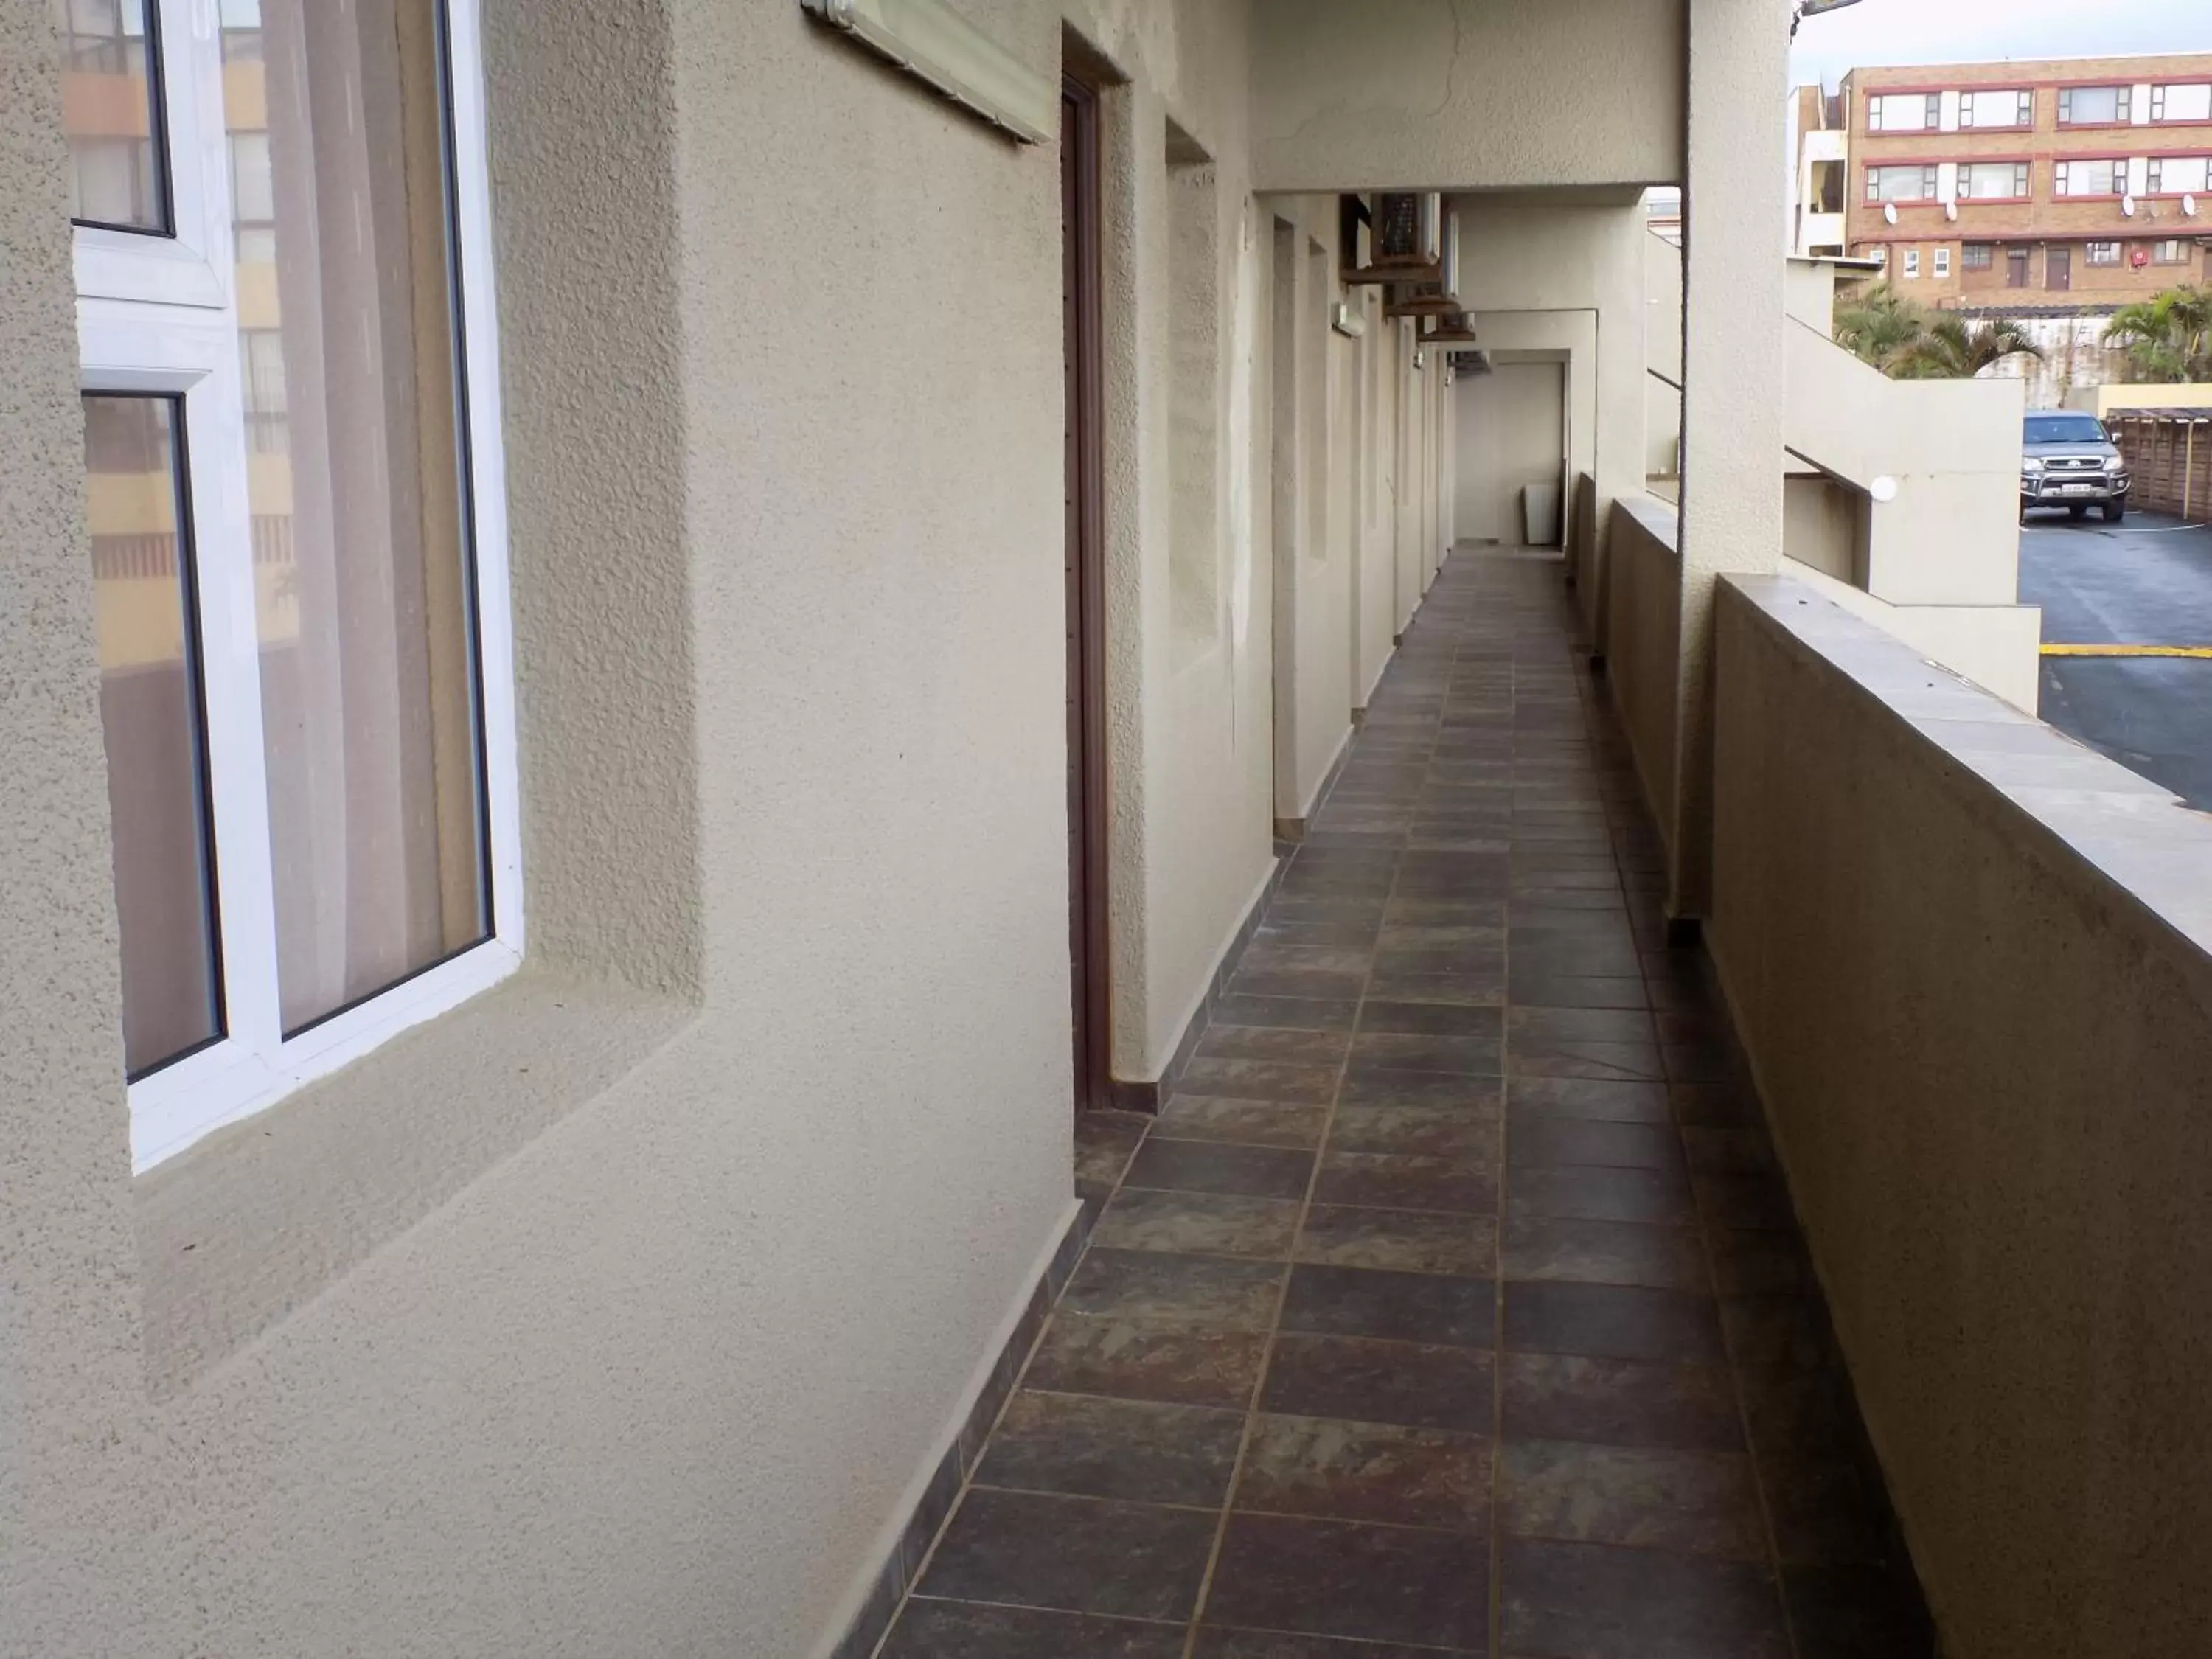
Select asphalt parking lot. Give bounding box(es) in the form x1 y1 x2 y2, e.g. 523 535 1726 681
2019 508 2212 811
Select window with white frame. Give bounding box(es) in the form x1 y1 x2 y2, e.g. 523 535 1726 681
1866 164 1939 203
1959 160 2032 200
59 0 520 1170
1902 246 1921 279
1933 244 1952 278
2149 156 2212 196
2053 159 2126 197
1866 92 1940 133
2059 86 2131 126
2152 84 2212 124
1958 88 2032 129
2085 240 2123 266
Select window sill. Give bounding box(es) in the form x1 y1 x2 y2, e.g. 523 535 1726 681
132 966 698 1397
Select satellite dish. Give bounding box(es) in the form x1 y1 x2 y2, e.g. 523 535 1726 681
2122 194 2137 217
2186 194 2200 218
1883 201 1899 225
1944 201 1958 222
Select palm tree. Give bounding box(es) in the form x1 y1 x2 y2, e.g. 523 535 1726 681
1887 315 2045 380
1833 283 1927 369
2103 285 2212 383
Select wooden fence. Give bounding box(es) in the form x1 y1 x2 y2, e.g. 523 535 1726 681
2108 409 2212 520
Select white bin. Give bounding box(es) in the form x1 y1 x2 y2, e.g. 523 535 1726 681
1522 481 1562 547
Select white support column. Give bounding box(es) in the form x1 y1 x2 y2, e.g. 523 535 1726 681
1671 0 1788 919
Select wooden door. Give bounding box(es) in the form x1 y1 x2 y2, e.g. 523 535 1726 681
1062 75 1110 1113
2047 246 2071 292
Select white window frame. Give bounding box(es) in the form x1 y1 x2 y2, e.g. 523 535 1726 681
72 0 522 1172
2053 159 2126 198
1958 160 2031 201
1902 246 1921 279
2059 86 2130 127
2152 84 2212 125
2084 240 2122 266
1933 245 1951 278
1866 164 1938 204
1867 91 1938 133
1959 88 2031 130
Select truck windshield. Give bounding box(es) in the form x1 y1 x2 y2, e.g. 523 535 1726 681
2024 414 2109 444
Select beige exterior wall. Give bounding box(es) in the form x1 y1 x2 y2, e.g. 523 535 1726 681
1604 496 1683 859
1711 575 2212 1659
2067 382 2212 417
1453 360 1567 544
4 0 1807 1650
1249 0 1685 192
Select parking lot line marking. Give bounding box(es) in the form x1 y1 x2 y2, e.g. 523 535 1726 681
2041 644 2212 659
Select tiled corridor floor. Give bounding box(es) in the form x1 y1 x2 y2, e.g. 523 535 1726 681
877 551 1933 1659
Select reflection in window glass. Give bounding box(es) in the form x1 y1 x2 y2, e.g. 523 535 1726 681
82 394 224 1076
55 0 170 232
224 0 490 1034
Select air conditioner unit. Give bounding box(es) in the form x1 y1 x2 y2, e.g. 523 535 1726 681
1382 211 1462 316
1372 192 1442 268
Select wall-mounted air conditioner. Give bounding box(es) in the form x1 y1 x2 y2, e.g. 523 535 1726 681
1342 192 1450 285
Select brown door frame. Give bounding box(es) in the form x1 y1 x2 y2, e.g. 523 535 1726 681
1062 73 1112 1114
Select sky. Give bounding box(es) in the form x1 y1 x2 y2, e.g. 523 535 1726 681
1790 0 2210 89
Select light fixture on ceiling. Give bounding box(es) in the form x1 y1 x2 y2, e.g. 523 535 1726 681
1792 0 1864 37
801 0 1054 145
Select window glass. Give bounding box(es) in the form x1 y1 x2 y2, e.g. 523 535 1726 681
2154 239 2192 264
2059 86 2128 125
1867 164 1937 202
1960 161 2028 200
81 394 224 1077
1960 89 2028 128
54 0 170 232
2053 159 2123 198
2149 157 2211 195
1902 247 1921 279
1963 243 1993 270
222 0 491 1033
2086 241 2121 265
1933 246 1951 277
2155 84 2212 123
1868 93 1936 132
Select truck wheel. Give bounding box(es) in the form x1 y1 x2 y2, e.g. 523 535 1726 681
2103 497 2126 524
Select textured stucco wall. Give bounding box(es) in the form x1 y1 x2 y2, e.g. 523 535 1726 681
1604 496 1683 855
1455 361 1566 543
1669 0 1788 917
0 2 1237 1655
1264 193 1354 827
1251 0 1685 192
0 0 1479 1649
1449 195 1649 646
1711 577 2212 1659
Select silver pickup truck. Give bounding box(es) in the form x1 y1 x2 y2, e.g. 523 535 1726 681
2020 411 2131 525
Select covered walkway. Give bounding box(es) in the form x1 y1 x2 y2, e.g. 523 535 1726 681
876 551 1931 1657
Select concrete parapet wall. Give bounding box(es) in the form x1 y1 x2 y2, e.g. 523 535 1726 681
1710 574 2212 1659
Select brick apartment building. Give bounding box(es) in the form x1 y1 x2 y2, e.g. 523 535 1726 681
1792 52 2212 309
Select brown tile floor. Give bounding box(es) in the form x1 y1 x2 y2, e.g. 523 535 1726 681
876 550 1933 1659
